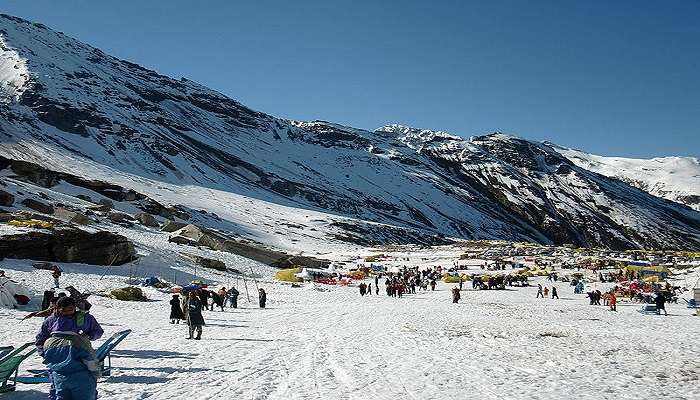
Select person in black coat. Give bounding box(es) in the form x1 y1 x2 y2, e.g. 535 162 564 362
198 289 209 311
210 291 224 311
227 288 240 308
258 288 267 308
451 286 461 303
169 294 184 324
187 291 205 339
655 292 668 315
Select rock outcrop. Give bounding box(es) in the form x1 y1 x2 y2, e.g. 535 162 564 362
0 190 14 207
21 198 54 214
135 212 159 228
0 229 136 265
170 224 331 268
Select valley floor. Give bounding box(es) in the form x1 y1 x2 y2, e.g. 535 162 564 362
1 264 699 400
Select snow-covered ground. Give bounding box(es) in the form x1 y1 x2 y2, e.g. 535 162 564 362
1 256 698 400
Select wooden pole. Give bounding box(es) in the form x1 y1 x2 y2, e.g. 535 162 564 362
249 265 260 292
243 277 250 303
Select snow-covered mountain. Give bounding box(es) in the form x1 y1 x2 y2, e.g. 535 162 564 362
1 14 699 251
552 145 700 212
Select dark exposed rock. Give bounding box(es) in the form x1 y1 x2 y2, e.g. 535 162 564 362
135 212 159 227
170 224 331 268
0 229 136 265
75 194 93 203
0 15 698 251
186 254 226 271
87 203 111 213
161 220 187 232
21 198 54 214
98 199 114 209
0 189 14 206
168 235 196 246
54 207 92 225
108 211 134 227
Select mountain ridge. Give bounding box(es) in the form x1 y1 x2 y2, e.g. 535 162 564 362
1 13 699 251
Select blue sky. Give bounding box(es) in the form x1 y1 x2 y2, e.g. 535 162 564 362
2 0 699 157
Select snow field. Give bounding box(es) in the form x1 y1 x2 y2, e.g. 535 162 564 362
1 260 698 400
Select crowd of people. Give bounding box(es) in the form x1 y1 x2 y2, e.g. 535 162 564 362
168 286 267 340
355 263 679 317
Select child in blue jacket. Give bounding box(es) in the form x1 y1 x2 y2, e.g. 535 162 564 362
35 296 104 400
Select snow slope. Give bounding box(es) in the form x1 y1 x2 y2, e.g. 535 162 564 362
0 13 699 251
554 145 700 211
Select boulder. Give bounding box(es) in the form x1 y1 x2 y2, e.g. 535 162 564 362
108 211 135 226
135 212 159 228
70 213 92 225
98 199 114 209
168 235 197 246
21 198 54 214
110 286 147 301
54 207 92 225
161 220 187 232
0 190 14 207
0 228 136 265
75 194 93 203
170 224 331 268
123 190 139 202
188 255 227 271
88 204 111 213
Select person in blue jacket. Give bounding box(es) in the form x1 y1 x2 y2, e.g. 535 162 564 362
35 296 104 400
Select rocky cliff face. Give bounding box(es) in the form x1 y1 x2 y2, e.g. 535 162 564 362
1 14 699 250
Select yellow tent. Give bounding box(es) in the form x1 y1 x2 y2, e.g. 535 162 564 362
7 219 53 229
275 267 303 283
623 265 672 276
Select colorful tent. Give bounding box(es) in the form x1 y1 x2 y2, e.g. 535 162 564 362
623 265 672 278
0 277 31 309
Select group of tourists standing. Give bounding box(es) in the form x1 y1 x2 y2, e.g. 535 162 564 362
357 267 454 301
536 284 559 299
168 286 267 340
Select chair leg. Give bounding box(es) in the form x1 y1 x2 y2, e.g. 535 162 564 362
0 383 16 393
103 354 112 377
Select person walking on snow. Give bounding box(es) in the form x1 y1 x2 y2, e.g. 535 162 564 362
51 266 62 288
536 284 544 298
543 287 549 297
609 292 617 311
655 292 668 315
169 294 184 324
186 291 205 340
227 287 240 308
35 296 104 400
551 287 559 299
451 286 461 303
198 289 209 311
367 283 372 296
258 288 267 308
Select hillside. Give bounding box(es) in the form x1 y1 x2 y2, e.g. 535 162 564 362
1 14 699 251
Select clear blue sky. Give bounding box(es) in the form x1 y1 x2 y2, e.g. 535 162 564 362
3 0 699 158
